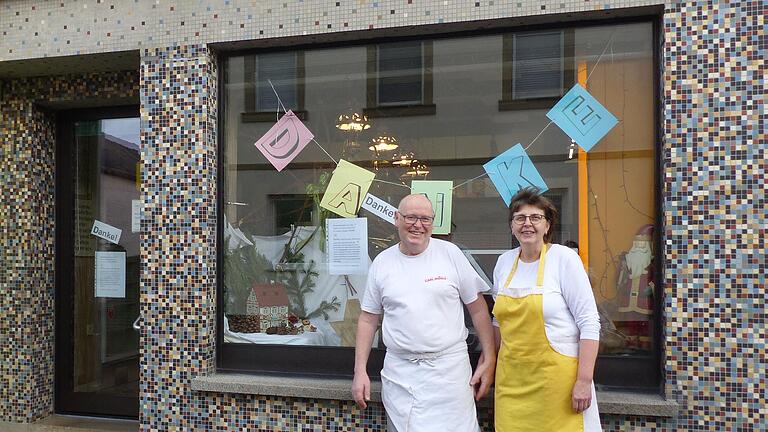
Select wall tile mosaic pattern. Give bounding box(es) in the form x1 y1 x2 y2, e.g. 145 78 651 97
0 0 664 62
138 44 218 431
661 0 766 430
0 71 139 423
0 84 55 424
0 0 765 430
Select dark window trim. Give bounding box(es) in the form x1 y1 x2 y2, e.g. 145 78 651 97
55 105 141 419
498 29 575 111
364 42 435 118
216 8 665 391
241 51 307 123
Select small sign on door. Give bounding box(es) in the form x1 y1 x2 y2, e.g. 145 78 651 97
91 220 122 244
95 251 126 298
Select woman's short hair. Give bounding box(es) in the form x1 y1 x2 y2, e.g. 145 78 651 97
508 187 558 244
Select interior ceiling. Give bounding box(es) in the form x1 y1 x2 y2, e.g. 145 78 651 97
0 50 139 79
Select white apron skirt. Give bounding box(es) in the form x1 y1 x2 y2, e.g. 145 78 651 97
381 342 480 432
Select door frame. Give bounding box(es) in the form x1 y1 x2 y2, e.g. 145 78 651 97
55 106 141 419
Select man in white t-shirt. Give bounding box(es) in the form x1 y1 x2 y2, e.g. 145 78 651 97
352 194 496 432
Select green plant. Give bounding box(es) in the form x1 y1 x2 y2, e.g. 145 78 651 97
274 226 340 320
305 171 333 250
223 236 273 315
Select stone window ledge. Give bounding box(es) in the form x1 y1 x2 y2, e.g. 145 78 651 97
191 373 678 418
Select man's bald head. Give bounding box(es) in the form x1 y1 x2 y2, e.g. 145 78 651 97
395 194 435 255
398 194 434 216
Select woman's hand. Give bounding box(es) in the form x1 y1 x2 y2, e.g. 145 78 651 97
571 378 592 413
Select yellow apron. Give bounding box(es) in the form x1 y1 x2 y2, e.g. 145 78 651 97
493 244 583 431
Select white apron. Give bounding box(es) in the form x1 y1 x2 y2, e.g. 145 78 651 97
381 341 480 432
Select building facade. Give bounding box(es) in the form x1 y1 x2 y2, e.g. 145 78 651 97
0 0 765 431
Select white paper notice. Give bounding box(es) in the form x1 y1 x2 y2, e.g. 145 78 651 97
91 220 122 244
327 218 368 275
131 200 141 233
95 251 126 298
360 193 397 225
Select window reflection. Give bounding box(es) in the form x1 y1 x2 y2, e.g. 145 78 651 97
222 22 656 358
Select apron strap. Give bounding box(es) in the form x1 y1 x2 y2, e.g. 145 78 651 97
503 243 548 289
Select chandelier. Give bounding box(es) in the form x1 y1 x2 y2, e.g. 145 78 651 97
335 112 371 132
391 150 415 166
404 161 430 177
369 134 399 152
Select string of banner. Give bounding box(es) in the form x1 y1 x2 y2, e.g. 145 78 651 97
254 35 618 235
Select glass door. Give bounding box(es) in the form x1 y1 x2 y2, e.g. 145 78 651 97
56 107 140 418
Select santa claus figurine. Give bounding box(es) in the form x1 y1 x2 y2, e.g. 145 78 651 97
614 224 655 351
617 224 655 315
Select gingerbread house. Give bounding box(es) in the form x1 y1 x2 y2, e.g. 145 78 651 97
247 283 290 331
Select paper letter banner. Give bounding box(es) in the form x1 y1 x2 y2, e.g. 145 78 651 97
410 180 453 235
320 159 376 218
546 84 618 152
483 143 548 206
361 193 397 225
253 110 314 171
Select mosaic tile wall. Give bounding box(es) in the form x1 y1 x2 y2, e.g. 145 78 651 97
0 71 139 423
0 0 765 430
164 395 496 431
660 0 766 430
0 78 56 424
0 0 664 62
138 44 219 430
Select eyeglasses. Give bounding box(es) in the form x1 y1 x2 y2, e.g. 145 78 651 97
511 214 547 225
399 213 435 226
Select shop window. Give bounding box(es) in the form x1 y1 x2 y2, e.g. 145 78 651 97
364 41 436 117
242 51 307 122
499 30 575 111
221 21 660 389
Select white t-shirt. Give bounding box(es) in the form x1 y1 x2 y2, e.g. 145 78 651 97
492 244 600 357
361 238 491 354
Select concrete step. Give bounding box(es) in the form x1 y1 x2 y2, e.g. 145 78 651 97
0 415 138 432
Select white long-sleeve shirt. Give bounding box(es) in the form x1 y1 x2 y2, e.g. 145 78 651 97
492 244 601 357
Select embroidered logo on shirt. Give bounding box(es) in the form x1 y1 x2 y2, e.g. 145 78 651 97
424 276 448 283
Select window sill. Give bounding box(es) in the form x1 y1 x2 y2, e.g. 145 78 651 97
191 373 382 402
241 110 308 123
363 104 436 118
191 373 678 418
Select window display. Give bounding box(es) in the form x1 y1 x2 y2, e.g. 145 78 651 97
221 21 658 384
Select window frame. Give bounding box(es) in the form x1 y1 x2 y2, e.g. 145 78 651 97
216 11 665 391
241 51 307 123
363 41 436 118
498 29 576 111
376 41 425 106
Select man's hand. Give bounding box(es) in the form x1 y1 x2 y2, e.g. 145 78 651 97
352 311 380 409
572 378 592 412
466 296 496 400
470 351 495 400
352 371 371 409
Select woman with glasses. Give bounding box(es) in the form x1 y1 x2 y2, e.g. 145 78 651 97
490 188 602 431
